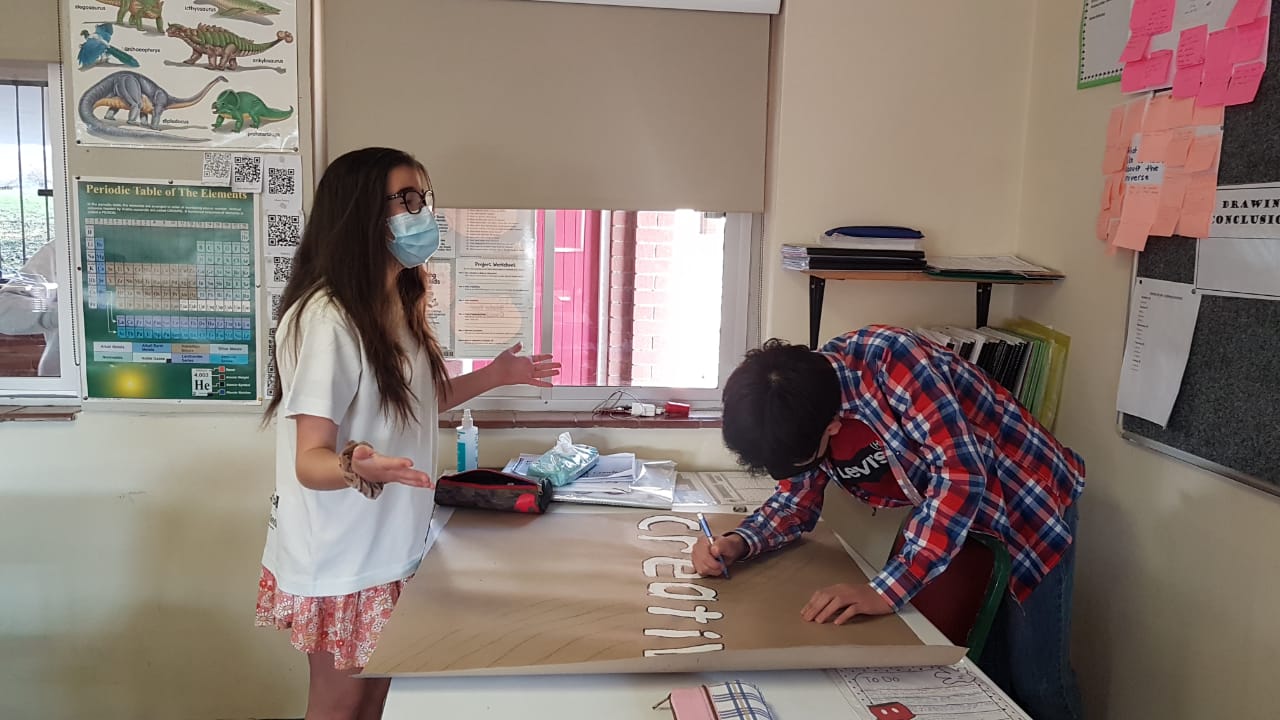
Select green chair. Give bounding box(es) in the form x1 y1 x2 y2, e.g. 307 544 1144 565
888 523 1012 661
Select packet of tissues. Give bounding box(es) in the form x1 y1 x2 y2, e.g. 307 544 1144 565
527 432 600 487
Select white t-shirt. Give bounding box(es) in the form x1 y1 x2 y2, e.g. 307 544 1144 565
261 294 439 597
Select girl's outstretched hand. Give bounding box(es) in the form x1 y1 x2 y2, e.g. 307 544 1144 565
350 444 434 488
490 342 561 388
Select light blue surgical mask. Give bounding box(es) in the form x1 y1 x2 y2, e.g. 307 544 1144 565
386 211 441 268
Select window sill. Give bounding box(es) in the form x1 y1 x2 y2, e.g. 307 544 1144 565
0 405 81 422
438 409 723 430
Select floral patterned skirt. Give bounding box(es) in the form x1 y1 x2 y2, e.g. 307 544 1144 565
254 566 408 670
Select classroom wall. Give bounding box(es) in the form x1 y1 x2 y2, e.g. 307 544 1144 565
1014 1 1280 717
762 0 1035 344
0 2 1042 718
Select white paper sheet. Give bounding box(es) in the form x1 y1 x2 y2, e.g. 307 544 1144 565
1079 0 1128 89
1116 278 1202 427
1196 238 1280 301
832 661 1031 720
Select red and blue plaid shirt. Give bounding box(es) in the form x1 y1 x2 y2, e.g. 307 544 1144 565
731 326 1086 608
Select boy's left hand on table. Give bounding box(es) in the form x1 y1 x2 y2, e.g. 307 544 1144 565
801 582 893 625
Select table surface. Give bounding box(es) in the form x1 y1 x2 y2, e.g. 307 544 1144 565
382 502 1019 719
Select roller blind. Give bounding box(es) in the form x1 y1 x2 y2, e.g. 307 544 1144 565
0 0 60 63
323 0 768 211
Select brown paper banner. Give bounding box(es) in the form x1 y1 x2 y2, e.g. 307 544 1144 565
365 509 965 677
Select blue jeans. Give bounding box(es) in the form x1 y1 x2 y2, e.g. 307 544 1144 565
977 502 1084 720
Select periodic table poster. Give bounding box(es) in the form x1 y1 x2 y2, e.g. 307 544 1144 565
76 179 260 402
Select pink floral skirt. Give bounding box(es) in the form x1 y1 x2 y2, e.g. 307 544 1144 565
254 566 408 670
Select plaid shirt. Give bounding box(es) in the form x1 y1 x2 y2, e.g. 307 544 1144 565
731 326 1086 608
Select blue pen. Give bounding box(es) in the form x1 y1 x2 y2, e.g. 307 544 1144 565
697 512 730 579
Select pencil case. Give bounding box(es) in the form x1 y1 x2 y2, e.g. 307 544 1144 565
654 681 775 720
433 470 551 514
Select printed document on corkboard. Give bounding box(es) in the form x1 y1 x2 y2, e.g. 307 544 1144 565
364 509 964 677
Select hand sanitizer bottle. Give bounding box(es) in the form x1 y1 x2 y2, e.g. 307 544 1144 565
456 408 478 473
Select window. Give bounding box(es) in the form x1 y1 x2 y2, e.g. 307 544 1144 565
433 209 755 410
0 64 77 402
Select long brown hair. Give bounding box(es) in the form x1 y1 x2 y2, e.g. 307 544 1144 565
264 147 450 427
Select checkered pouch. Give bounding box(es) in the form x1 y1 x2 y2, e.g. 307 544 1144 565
653 681 775 720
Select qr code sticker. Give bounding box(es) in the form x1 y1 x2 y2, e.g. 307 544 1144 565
264 325 277 397
267 166 296 197
202 152 231 185
232 154 263 191
269 291 283 324
266 213 302 253
270 256 293 286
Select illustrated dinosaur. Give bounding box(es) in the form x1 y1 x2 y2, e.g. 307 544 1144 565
94 0 165 33
211 89 293 132
78 23 140 69
78 71 227 142
166 23 293 71
192 0 280 25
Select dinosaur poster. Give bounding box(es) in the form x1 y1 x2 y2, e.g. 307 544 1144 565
68 0 300 151
362 509 966 678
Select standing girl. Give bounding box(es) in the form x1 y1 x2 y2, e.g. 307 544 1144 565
256 147 559 720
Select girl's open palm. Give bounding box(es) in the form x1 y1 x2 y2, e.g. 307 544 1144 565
350 444 434 488
491 342 561 388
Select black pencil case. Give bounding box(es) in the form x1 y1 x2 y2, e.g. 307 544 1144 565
434 470 551 514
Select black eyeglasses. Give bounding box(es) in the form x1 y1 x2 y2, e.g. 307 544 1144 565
386 188 434 215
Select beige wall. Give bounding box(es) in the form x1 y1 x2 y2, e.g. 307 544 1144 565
763 0 1034 342
1016 2 1280 717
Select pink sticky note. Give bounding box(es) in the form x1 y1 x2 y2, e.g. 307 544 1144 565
1123 184 1163 224
1204 29 1236 76
1103 142 1129 174
1165 128 1196 166
1137 130 1173 162
1123 50 1174 93
1121 33 1153 63
1131 0 1176 35
1167 97 1196 127
1173 63 1205 98
1197 68 1231 107
1162 172 1192 207
1177 25 1209 68
1097 209 1113 242
1143 95 1172 131
1113 218 1152 251
1151 203 1181 237
1227 0 1267 28
1176 200 1213 238
1107 106 1125 144
1186 133 1223 172
1122 97 1149 139
1145 49 1174 88
1232 16 1270 63
1192 103 1225 126
1225 61 1265 106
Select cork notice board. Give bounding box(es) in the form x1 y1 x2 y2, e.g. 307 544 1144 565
364 510 964 677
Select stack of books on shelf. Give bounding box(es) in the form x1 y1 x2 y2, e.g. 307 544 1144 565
925 255 1065 281
781 225 927 272
916 319 1071 431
